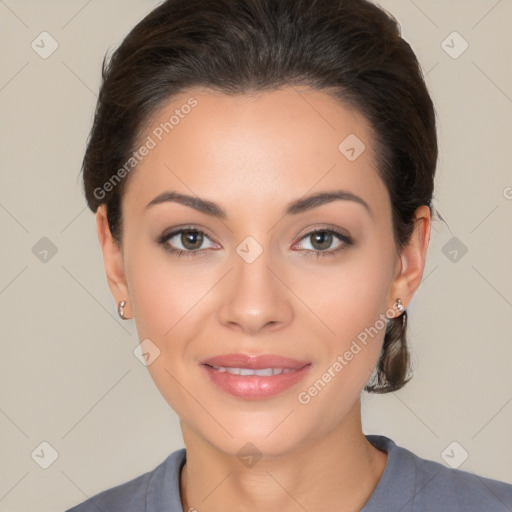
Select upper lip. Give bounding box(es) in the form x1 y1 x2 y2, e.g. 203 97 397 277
200 353 311 370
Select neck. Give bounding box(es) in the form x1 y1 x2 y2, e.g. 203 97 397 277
179 401 387 512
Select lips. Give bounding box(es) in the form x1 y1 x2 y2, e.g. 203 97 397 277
200 353 312 400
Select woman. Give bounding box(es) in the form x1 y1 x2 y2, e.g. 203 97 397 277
67 0 512 510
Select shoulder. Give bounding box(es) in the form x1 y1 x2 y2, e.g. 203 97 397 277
64 448 186 512
365 435 512 512
411 451 512 511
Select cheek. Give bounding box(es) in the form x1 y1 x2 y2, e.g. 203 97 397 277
124 245 206 419
313 247 394 339
125 241 202 339
302 244 395 391
128 268 173 338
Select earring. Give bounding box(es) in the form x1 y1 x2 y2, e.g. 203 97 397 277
396 298 405 313
118 300 127 320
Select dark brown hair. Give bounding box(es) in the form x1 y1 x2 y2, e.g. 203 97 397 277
81 0 438 393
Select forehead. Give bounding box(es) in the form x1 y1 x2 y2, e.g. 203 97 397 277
123 86 388 216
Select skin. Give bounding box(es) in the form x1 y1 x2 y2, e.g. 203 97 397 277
96 86 430 512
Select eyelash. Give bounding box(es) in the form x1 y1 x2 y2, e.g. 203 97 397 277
158 226 353 259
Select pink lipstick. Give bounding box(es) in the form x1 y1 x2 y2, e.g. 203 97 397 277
200 353 312 400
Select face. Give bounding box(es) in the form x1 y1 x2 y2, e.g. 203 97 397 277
98 86 429 457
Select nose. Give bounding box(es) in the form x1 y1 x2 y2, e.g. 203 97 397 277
216 247 294 335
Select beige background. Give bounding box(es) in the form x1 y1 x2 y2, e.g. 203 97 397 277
0 0 511 511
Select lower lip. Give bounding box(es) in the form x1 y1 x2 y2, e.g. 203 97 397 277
201 364 312 400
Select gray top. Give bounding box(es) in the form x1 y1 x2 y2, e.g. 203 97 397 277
65 435 512 511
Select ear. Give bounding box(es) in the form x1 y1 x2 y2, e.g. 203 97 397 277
96 204 132 318
389 205 431 312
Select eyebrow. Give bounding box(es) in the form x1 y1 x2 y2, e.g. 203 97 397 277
145 189 372 218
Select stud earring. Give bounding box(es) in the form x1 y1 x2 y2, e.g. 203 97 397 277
118 300 127 320
396 298 405 313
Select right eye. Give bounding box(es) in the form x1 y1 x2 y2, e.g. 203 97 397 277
159 227 219 257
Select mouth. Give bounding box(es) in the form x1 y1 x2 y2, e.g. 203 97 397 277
204 365 298 376
200 353 312 400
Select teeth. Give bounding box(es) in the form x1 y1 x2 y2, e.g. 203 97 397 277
210 366 296 376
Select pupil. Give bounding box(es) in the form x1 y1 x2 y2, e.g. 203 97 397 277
313 231 331 250
183 230 202 249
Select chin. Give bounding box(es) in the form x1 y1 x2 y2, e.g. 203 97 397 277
193 409 321 460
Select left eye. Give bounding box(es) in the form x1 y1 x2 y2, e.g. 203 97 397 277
293 229 352 254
